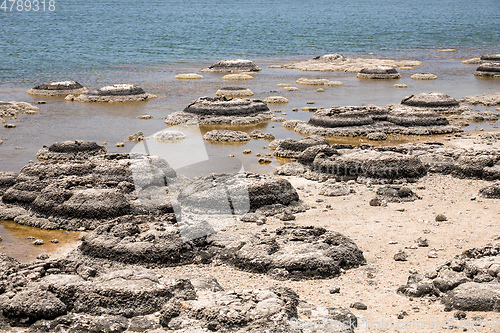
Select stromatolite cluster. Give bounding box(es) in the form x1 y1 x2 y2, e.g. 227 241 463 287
201 59 262 73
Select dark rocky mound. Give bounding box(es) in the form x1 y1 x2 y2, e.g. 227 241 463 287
474 62 500 78
26 81 88 96
479 182 500 198
401 93 472 114
68 84 157 102
292 105 460 137
36 140 107 161
357 67 401 79
165 96 273 125
480 54 500 63
275 141 500 182
375 185 420 202
209 225 366 279
273 136 330 159
201 59 262 73
398 242 500 312
0 141 179 230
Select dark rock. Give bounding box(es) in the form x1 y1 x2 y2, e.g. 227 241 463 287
435 214 447 221
166 96 272 125
376 185 419 202
36 140 107 161
397 274 439 297
210 225 365 279
273 136 330 159
27 81 88 96
394 251 408 261
297 145 338 165
442 282 500 311
474 62 500 78
479 182 500 198
401 93 470 114
357 67 401 79
201 59 262 73
416 237 429 247
454 310 467 319
329 286 341 294
480 54 500 63
350 301 368 310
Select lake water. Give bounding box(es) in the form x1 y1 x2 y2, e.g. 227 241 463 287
0 0 500 260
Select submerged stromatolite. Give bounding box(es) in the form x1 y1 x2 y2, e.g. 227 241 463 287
66 84 157 102
26 81 88 96
215 87 254 97
165 96 272 125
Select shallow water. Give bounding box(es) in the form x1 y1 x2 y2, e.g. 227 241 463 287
0 220 81 262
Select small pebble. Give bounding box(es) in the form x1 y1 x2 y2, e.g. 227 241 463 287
50 239 59 244
428 251 438 258
37 101 47 104
37 253 49 260
350 302 367 310
306 101 315 104
394 250 408 261
33 239 44 246
228 154 235 158
243 150 252 155
115 142 125 148
435 214 447 221
329 286 341 294
317 88 325 92
417 237 429 247
454 310 467 319
397 310 408 319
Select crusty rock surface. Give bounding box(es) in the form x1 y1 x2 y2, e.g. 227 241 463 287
26 81 88 96
165 96 272 125
203 129 251 142
174 73 203 79
296 78 343 86
291 105 460 137
67 84 157 102
479 182 500 198
410 73 438 80
0 101 39 121
152 129 186 142
275 53 421 72
273 136 330 159
1 141 178 230
462 92 500 106
398 241 500 311
400 92 472 114
474 62 500 78
357 67 401 80
374 185 420 202
201 59 261 73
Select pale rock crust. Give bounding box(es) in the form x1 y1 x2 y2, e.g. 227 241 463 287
276 53 421 72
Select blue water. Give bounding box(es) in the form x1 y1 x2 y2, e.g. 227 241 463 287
1 0 499 83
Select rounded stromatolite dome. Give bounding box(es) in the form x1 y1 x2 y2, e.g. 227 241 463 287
474 62 500 78
165 96 272 125
480 54 500 63
308 107 377 128
386 106 450 127
215 87 254 98
67 84 157 102
411 73 438 80
357 67 401 79
201 59 262 73
400 92 469 114
202 129 251 142
26 81 88 96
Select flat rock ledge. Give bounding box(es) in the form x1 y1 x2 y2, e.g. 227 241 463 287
201 59 262 73
274 135 330 159
216 87 254 97
274 140 500 182
66 84 157 103
165 96 272 126
0 253 357 332
474 62 500 78
0 101 39 121
203 129 251 142
296 78 344 86
398 242 500 312
410 73 438 80
462 92 500 106
289 105 460 138
26 81 88 96
275 53 421 72
357 67 401 80
174 73 203 79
